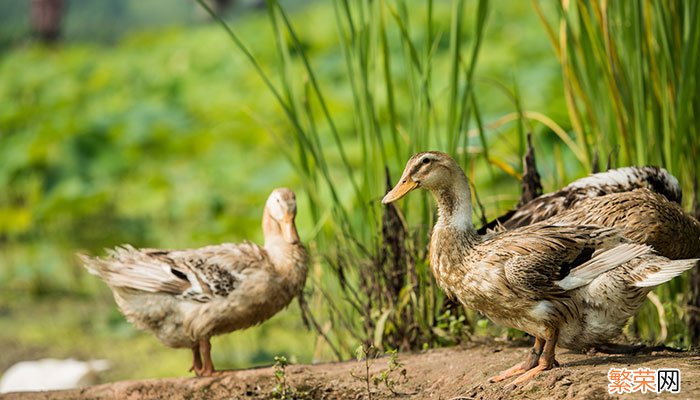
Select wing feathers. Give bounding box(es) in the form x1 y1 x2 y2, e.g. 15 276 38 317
79 243 269 300
78 246 191 294
555 243 651 290
634 259 698 288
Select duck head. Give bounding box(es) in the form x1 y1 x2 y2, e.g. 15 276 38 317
263 188 300 244
383 151 464 203
383 151 473 229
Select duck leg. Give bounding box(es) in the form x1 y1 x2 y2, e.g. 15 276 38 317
189 345 203 375
199 338 215 377
488 337 545 382
508 328 559 386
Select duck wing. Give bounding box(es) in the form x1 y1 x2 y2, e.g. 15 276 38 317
79 242 270 302
478 166 681 234
552 189 700 259
485 225 651 298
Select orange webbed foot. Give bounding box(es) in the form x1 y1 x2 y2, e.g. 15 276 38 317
489 363 528 383
489 337 545 383
505 357 558 388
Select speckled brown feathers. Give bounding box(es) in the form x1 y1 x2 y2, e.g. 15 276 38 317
428 219 660 347
552 188 700 259
479 166 682 234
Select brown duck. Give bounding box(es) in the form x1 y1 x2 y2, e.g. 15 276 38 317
480 168 700 260
551 188 700 259
479 166 682 231
383 151 698 385
79 188 308 376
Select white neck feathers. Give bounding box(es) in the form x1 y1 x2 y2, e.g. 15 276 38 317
434 170 473 230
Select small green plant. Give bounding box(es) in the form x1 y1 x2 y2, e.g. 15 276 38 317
272 356 289 399
352 342 378 400
372 349 413 396
271 355 309 400
352 344 414 399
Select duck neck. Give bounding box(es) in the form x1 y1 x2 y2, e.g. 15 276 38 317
431 170 474 232
266 237 308 294
262 214 308 290
427 171 479 296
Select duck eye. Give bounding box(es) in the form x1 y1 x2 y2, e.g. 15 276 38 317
422 158 431 165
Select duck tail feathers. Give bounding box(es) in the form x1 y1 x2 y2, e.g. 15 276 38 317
556 243 652 291
634 258 698 288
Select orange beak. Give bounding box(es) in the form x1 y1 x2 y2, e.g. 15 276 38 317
382 175 419 204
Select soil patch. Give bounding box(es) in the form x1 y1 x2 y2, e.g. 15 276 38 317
3 343 699 399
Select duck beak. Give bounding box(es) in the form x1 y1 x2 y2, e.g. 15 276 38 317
382 175 418 204
282 218 300 244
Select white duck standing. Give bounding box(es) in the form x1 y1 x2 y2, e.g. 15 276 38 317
79 188 308 376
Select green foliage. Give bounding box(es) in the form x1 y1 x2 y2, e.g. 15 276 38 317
351 342 377 400
535 0 700 180
371 348 411 396
271 355 310 399
351 344 412 399
0 26 293 291
197 0 505 357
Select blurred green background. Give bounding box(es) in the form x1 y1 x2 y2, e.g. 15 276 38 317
1 0 697 383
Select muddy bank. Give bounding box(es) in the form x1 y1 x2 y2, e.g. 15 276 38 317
3 343 699 399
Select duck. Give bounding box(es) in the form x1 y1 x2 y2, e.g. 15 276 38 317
478 166 682 234
79 188 308 377
549 188 700 259
382 151 698 385
479 167 700 260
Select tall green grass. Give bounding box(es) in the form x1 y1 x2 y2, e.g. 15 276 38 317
534 0 700 182
197 0 495 356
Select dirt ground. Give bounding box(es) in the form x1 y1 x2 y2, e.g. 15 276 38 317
3 342 699 400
